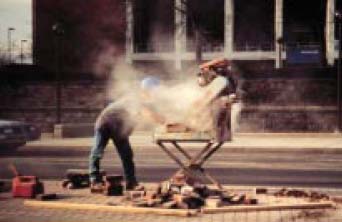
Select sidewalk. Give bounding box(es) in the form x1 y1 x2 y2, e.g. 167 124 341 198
28 132 342 153
0 180 341 222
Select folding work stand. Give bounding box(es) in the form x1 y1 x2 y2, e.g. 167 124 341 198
154 132 224 189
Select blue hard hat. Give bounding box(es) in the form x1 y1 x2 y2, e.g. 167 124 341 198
140 76 160 90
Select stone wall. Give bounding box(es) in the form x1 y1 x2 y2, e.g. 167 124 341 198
238 107 337 132
0 78 338 133
242 78 336 106
0 81 106 132
236 78 338 132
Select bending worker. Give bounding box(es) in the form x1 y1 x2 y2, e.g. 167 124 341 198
89 76 165 190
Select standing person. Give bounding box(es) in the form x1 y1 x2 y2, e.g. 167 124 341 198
187 58 237 142
89 76 165 190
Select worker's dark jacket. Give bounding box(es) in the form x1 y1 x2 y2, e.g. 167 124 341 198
95 100 137 139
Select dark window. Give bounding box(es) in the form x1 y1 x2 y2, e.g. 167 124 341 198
133 0 175 52
186 0 224 52
234 0 274 51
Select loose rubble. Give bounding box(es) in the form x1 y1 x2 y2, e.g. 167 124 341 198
274 188 330 201
120 173 257 209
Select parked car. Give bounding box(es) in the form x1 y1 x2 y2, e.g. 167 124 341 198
0 120 41 149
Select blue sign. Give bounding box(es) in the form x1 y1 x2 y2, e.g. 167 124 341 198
286 46 321 64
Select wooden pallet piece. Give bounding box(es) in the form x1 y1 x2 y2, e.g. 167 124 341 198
201 202 335 214
24 200 198 217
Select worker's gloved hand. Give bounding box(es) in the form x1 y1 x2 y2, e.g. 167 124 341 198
228 94 238 103
218 97 230 108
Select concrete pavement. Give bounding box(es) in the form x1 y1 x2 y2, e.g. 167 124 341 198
0 180 342 222
1 132 342 221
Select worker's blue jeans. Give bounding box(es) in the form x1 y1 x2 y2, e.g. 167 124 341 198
89 127 137 185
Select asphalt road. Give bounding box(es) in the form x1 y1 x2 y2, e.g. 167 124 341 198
1 144 342 188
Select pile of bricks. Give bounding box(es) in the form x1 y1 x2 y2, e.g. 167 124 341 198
60 169 258 210
124 173 257 209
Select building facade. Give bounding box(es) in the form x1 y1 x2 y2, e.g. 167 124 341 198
126 0 341 70
32 0 342 73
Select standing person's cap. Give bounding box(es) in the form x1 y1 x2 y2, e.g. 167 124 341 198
140 76 160 90
199 58 230 71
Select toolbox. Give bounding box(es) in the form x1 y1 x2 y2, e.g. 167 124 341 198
12 176 44 198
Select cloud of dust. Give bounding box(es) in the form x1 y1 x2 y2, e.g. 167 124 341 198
105 58 204 130
106 59 245 136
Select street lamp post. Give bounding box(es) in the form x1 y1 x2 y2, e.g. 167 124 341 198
7 27 15 64
52 22 65 124
20 40 27 64
336 11 342 132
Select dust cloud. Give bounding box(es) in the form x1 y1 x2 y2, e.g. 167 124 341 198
102 57 242 133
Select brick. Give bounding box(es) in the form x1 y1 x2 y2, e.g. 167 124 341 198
144 191 158 200
131 200 148 207
125 190 146 200
146 198 162 207
243 198 258 205
90 183 104 193
256 188 268 194
170 173 187 186
331 196 342 203
205 197 223 208
158 181 170 194
161 200 177 209
180 185 194 196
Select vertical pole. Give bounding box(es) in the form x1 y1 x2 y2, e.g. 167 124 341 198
275 0 283 69
52 22 64 126
326 0 335 66
338 22 342 132
55 35 62 124
32 0 37 65
126 0 133 64
224 0 234 59
175 0 186 70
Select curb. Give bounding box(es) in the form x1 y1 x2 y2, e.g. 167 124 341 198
25 143 342 154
